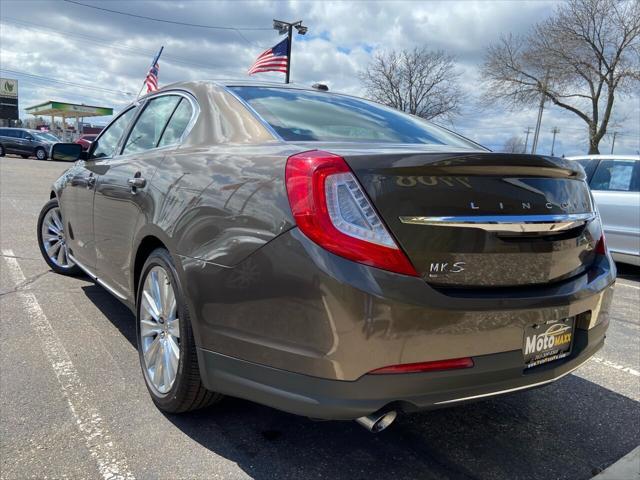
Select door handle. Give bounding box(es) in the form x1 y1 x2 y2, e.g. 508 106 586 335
128 177 146 189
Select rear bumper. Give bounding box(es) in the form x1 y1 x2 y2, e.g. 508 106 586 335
180 228 615 419
197 319 607 420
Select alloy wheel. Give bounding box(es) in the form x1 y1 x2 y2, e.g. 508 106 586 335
140 266 180 394
36 149 46 160
40 207 74 269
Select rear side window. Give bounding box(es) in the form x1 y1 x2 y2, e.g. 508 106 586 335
590 159 640 192
230 86 479 148
123 95 181 155
157 98 193 147
575 159 599 181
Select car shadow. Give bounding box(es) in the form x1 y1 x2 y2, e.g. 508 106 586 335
80 282 640 480
616 262 639 282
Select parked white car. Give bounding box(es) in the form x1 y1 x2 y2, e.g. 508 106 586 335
568 155 640 266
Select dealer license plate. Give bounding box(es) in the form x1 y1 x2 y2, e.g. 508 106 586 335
523 317 575 369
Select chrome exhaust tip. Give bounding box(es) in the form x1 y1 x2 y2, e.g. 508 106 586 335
355 410 397 433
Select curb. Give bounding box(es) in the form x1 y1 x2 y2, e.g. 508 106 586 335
593 446 640 479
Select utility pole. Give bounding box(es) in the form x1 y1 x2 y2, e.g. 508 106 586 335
550 127 560 156
610 131 617 154
273 20 308 84
531 73 549 154
523 126 532 154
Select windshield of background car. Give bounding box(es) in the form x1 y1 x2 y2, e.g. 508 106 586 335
35 132 60 142
229 86 480 147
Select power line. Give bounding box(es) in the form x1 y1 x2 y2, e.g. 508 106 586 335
62 0 272 31
0 69 134 97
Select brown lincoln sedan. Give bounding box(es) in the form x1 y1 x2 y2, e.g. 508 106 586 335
38 81 615 432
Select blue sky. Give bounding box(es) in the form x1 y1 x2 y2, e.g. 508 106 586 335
1 0 638 155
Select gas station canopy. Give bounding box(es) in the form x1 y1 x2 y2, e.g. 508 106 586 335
25 101 113 140
25 101 113 118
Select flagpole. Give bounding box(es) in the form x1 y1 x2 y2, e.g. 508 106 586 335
272 20 306 83
137 46 164 98
285 25 292 84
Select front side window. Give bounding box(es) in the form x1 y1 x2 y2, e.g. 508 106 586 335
229 86 480 148
92 108 137 159
123 95 181 155
590 159 639 192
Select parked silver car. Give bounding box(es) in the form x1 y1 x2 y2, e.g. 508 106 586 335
568 155 640 266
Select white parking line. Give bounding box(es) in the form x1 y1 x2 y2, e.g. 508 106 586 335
617 282 640 290
589 356 640 377
1 250 135 480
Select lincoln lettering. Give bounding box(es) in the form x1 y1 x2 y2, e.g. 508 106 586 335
469 201 589 211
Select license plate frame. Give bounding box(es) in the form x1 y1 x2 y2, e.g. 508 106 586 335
523 317 575 369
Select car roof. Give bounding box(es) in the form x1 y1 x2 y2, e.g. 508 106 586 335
137 79 333 102
567 154 640 161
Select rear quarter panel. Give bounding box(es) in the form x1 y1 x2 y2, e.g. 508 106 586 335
148 144 297 266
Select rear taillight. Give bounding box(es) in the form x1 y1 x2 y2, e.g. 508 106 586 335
285 150 418 276
369 357 474 374
595 232 607 255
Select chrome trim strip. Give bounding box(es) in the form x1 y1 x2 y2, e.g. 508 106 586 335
67 253 127 300
434 355 592 405
399 213 595 233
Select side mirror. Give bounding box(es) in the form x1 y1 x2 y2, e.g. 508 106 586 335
25 135 34 141
51 143 83 162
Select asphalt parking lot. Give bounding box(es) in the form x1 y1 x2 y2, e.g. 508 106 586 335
1 155 638 480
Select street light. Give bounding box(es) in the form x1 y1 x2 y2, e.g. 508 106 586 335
272 19 308 83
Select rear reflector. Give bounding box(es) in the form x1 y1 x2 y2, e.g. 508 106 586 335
369 357 474 374
595 233 607 255
285 150 418 276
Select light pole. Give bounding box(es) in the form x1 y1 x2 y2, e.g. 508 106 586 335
273 19 308 84
550 126 560 156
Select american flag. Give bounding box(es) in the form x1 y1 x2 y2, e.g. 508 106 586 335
248 38 289 75
145 62 159 93
144 47 163 93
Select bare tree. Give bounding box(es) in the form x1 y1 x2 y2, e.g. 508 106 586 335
481 0 640 153
359 48 463 120
502 135 526 153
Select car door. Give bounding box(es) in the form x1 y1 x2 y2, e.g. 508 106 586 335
93 93 195 298
589 158 640 258
61 107 138 272
20 130 37 154
5 130 23 153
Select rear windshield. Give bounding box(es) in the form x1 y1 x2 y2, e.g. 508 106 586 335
229 86 479 147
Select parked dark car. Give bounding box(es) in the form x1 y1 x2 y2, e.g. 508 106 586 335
37 81 615 432
76 134 97 151
0 127 58 160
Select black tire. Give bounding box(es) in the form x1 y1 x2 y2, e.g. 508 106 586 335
37 199 81 275
136 248 222 413
21 154 29 159
35 147 47 160
0 144 4 156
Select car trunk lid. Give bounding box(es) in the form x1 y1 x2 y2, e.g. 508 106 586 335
329 148 599 287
